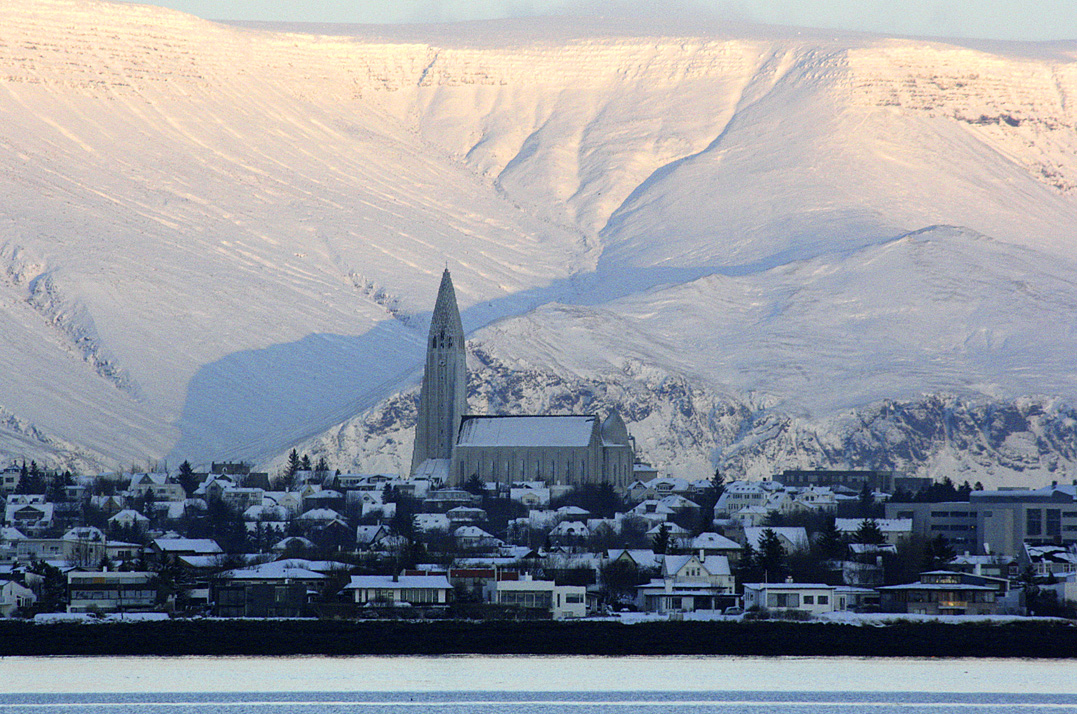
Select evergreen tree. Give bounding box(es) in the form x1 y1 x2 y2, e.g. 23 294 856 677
816 518 847 560
695 469 727 533
853 518 886 545
177 460 198 497
299 454 312 472
463 473 485 496
755 528 787 582
922 534 956 571
857 482 876 517
734 542 762 589
651 523 671 555
282 449 300 488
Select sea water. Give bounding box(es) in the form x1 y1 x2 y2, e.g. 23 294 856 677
2 656 1076 713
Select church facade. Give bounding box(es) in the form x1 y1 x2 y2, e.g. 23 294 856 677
410 270 635 489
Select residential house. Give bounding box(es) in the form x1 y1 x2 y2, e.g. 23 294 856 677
105 540 142 565
743 581 840 615
128 473 186 503
743 527 809 553
60 527 107 567
446 506 486 525
0 579 36 616
628 477 692 503
271 536 315 554
355 525 392 549
344 574 453 608
213 581 308 617
413 513 452 534
877 570 1002 615
627 500 675 525
715 480 783 516
0 527 25 566
0 467 21 495
454 526 502 550
221 486 265 513
687 532 743 562
487 574 586 619
950 553 1017 580
148 538 223 564
509 483 550 508
635 553 734 614
107 509 150 532
548 520 590 544
1023 543 1077 577
5 495 53 535
67 570 156 613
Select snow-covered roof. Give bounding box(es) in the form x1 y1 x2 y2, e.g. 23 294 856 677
345 574 451 590
108 509 149 522
607 548 661 566
877 582 997 591
663 554 730 577
744 527 809 551
413 458 451 480
550 520 590 535
271 536 315 552
152 537 222 555
456 415 596 448
834 518 913 533
222 561 327 581
62 527 105 542
647 522 689 535
454 525 495 538
690 532 742 550
355 525 390 543
299 508 342 521
743 582 836 590
0 527 27 541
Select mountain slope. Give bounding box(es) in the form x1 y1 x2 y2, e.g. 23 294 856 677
2 1 1077 486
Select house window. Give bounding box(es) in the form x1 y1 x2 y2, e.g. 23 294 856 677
768 593 799 609
803 595 815 604
818 595 828 605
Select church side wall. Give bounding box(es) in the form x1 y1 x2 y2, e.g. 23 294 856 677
452 444 605 486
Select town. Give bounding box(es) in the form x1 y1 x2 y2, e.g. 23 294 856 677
2 459 1075 622
2 270 1075 623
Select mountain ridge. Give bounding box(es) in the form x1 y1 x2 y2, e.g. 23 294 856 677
2 0 1076 486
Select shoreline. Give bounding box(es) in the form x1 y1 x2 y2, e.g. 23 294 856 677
2 618 1076 658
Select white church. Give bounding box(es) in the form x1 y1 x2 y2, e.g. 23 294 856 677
410 270 636 489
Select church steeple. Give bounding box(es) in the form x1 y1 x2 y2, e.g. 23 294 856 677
410 269 467 476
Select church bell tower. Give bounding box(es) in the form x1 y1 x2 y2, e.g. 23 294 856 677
410 269 467 476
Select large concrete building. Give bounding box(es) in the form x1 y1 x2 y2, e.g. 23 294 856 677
885 482 1077 557
409 270 634 489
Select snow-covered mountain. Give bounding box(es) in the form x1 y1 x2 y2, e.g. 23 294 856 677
2 0 1077 486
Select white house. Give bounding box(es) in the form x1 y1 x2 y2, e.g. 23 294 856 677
0 579 36 616
743 581 839 615
108 509 150 530
636 553 734 614
344 574 453 608
453 525 502 550
487 575 586 619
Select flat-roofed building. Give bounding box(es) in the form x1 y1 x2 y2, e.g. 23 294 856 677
67 571 156 613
